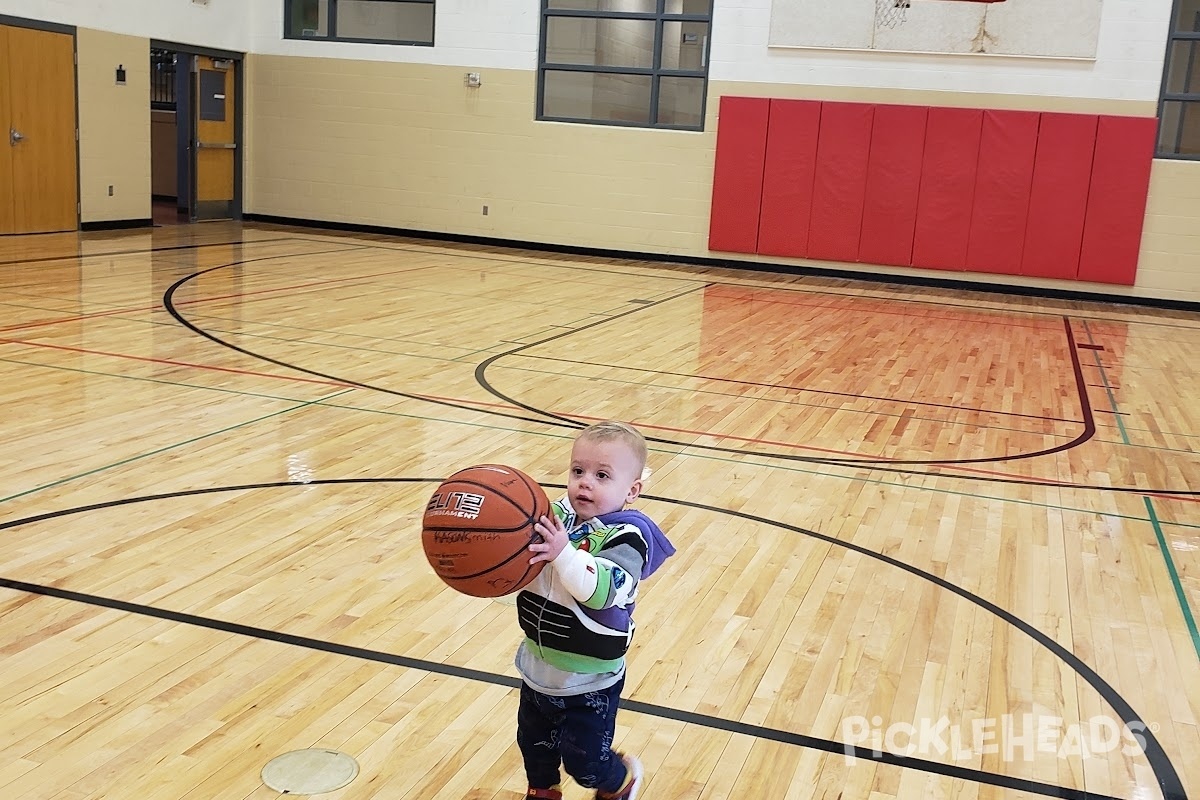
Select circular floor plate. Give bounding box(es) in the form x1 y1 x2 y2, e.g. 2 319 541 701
261 749 360 795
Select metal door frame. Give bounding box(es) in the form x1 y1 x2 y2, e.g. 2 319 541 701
151 40 244 222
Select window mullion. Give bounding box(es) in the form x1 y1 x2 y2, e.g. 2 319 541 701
650 14 664 126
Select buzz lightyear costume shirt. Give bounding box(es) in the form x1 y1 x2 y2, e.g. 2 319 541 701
514 496 674 697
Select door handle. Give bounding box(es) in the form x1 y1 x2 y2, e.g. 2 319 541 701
9 128 24 145
196 141 237 150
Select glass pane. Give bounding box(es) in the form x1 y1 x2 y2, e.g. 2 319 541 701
542 70 652 124
1166 40 1200 95
337 0 434 43
1182 102 1200 155
656 76 704 127
287 0 329 37
1174 0 1200 33
1159 100 1200 155
664 0 712 14
545 17 655 68
1159 101 1182 154
660 21 708 70
547 0 657 12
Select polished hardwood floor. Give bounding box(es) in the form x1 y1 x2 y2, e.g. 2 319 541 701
0 222 1197 800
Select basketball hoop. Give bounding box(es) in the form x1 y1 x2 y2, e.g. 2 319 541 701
876 0 910 28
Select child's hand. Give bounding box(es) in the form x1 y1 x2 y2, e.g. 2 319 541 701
529 514 569 564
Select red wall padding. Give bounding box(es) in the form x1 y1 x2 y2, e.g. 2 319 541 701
758 99 822 258
1021 112 1099 280
911 107 983 271
965 110 1039 276
1077 115 1157 285
807 102 874 262
708 96 770 254
708 97 1155 286
858 105 928 267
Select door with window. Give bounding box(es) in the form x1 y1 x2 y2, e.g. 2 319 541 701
191 55 237 221
1 23 78 234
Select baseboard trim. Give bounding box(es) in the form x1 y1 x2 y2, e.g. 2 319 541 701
81 218 154 232
242 213 1200 313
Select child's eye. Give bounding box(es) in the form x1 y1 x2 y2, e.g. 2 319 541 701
571 467 583 476
597 471 609 480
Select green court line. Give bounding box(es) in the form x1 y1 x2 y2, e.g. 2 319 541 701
6 344 1197 538
0 357 321 405
1081 322 1132 446
1081 319 1200 660
0 388 356 506
1144 497 1200 659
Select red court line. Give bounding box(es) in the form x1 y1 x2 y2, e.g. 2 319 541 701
702 286 1059 331
554 410 1199 501
0 338 353 389
0 261 425 334
173 264 428 308
0 305 158 333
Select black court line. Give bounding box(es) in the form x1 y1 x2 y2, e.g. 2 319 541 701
0 237 303 267
476 315 1097 468
1078 343 1106 351
0 480 1184 799
317 235 1200 333
162 258 1200 497
510 353 1081 425
163 258 710 432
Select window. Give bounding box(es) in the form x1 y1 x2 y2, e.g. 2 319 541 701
538 0 713 130
284 0 434 46
1158 0 1200 157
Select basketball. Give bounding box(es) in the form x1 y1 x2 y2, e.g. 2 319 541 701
421 464 552 598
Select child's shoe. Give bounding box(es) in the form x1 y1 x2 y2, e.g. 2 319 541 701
526 786 563 800
595 753 642 800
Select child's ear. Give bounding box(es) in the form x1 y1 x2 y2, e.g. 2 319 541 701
625 479 642 506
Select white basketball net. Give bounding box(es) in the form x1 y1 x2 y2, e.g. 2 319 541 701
876 0 910 28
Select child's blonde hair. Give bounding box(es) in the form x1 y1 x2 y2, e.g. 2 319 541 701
577 420 650 480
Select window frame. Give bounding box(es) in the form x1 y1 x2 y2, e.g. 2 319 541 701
282 0 436 47
536 0 714 132
1156 2 1200 159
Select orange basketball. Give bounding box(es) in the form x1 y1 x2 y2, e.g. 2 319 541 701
421 464 552 597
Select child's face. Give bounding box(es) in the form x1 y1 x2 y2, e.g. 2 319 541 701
567 435 643 519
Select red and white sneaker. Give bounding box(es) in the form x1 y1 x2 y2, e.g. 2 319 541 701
595 753 642 800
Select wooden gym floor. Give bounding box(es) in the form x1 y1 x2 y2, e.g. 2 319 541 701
0 222 1196 800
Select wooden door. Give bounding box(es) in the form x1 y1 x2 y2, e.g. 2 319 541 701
192 55 236 221
1 24 78 234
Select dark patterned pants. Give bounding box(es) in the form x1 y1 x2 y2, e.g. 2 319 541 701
517 678 627 793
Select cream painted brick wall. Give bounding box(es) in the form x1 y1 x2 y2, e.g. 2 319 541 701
76 28 151 223
0 0 251 52
247 56 714 252
249 0 539 69
1137 160 1200 301
248 0 1176 103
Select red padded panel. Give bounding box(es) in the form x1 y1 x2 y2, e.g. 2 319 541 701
1021 112 1098 280
965 110 1039 276
1077 115 1157 285
911 107 983 271
807 102 874 262
758 99 822 257
858 104 928 267
709 96 770 254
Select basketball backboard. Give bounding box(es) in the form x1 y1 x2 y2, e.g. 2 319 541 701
768 0 1103 59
